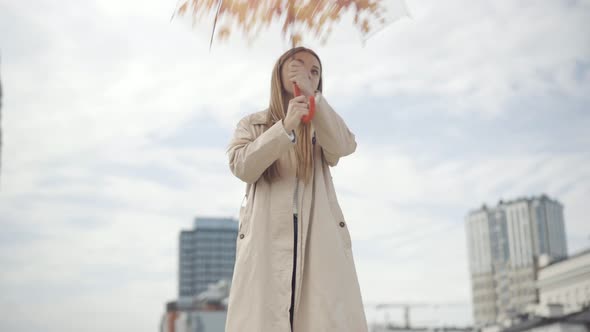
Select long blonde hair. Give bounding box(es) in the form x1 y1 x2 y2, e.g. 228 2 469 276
262 47 323 185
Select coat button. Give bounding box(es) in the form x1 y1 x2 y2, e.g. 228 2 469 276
239 233 245 239
339 221 345 227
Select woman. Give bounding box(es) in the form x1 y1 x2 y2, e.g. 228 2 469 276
225 46 368 332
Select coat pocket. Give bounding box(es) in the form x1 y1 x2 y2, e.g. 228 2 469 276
238 201 250 240
237 184 255 247
329 199 352 249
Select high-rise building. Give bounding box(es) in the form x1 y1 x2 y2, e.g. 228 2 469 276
465 194 568 326
178 217 238 299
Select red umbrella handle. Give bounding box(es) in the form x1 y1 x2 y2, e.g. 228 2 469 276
293 83 315 124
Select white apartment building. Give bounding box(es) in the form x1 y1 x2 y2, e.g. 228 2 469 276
466 194 568 326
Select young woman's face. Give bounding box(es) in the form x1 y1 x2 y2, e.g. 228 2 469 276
281 51 321 97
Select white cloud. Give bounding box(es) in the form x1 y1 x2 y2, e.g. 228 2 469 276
1 0 589 330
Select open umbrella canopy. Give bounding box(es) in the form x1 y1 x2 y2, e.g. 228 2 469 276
172 0 410 49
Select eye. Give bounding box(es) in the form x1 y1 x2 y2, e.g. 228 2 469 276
312 69 319 75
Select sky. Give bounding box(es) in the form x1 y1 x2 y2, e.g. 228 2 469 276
1 0 589 330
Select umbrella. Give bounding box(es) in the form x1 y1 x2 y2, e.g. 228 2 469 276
171 0 410 121
171 0 410 50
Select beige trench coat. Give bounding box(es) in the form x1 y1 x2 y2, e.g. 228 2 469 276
225 93 368 332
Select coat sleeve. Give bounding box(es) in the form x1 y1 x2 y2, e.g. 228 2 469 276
227 116 295 184
312 93 357 167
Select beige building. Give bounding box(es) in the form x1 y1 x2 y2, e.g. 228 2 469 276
467 208 497 324
466 195 568 326
537 248 590 314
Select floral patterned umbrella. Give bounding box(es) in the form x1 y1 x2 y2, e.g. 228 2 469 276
171 0 410 50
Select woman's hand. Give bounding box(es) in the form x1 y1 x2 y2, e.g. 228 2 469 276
288 59 314 97
283 95 309 132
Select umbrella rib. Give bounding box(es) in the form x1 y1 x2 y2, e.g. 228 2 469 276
309 0 324 39
210 0 223 52
169 0 184 22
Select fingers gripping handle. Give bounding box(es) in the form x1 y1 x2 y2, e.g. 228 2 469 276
293 83 315 124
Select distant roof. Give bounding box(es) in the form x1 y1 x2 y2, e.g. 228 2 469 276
541 247 590 268
193 217 238 231
503 307 590 332
467 194 562 216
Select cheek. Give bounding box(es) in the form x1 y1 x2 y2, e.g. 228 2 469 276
281 74 293 92
280 72 289 88
281 69 292 85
